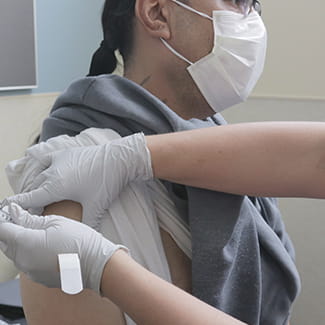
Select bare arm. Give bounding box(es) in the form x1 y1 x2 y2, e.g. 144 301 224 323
20 201 126 325
20 202 192 325
147 122 325 198
101 249 246 325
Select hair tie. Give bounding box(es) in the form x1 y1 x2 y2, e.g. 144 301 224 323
100 40 110 51
87 39 118 76
100 37 118 52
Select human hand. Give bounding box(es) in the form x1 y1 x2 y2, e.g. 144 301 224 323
5 130 96 216
6 132 153 230
0 203 128 294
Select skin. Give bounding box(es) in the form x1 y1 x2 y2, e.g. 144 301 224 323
20 201 128 325
19 1 272 325
21 204 192 325
101 249 246 325
146 122 325 199
126 0 243 120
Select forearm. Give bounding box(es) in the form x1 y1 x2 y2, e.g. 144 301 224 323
146 122 325 198
101 249 246 325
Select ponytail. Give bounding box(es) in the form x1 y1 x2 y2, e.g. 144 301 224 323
88 0 135 76
88 40 117 76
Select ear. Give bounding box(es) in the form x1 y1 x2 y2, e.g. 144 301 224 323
135 0 171 40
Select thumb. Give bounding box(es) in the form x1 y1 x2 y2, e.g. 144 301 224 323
26 146 54 167
6 186 54 210
32 170 50 190
9 203 48 229
35 151 53 168
0 219 24 248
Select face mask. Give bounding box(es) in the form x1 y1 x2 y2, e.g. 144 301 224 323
161 0 267 113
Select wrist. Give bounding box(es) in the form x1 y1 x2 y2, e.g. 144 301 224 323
123 132 153 181
100 248 131 297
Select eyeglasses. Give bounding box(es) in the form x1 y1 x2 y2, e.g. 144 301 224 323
229 0 262 16
253 0 262 15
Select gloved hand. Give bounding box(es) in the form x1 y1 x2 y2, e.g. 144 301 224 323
0 203 129 294
6 132 153 230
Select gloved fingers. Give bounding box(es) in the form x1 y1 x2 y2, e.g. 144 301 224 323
0 221 24 247
6 186 55 211
26 136 74 158
29 207 45 216
32 170 51 190
9 203 48 229
33 152 53 168
23 148 54 172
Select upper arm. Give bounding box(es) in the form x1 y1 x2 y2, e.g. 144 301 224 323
20 200 127 325
42 200 82 222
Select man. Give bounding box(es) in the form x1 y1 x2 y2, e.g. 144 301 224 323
11 1 300 324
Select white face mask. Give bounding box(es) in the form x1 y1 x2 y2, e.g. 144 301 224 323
161 0 267 113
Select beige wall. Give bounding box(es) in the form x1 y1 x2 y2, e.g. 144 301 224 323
0 93 56 281
252 0 325 100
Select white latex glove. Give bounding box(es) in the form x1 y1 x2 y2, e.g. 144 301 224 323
0 203 129 294
7 132 153 230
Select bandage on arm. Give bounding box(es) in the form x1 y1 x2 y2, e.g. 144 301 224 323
20 200 127 325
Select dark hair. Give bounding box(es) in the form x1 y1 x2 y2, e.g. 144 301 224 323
88 0 261 77
88 0 136 76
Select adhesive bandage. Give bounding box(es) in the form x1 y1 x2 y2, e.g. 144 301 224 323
58 253 83 295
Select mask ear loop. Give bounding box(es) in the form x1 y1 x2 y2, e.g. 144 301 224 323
162 0 214 65
160 38 193 65
171 0 213 21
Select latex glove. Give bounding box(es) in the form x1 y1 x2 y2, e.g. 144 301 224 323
6 128 121 198
7 132 153 230
0 203 129 294
5 134 88 216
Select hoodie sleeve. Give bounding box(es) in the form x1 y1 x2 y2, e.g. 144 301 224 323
40 105 90 141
